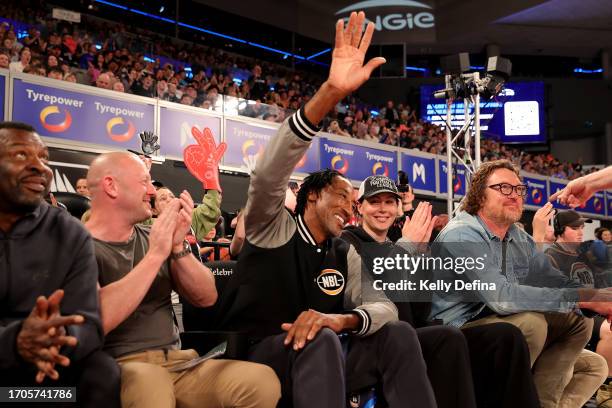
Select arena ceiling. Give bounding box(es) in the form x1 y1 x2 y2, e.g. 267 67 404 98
193 0 612 58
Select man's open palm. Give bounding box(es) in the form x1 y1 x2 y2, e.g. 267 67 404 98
327 11 386 97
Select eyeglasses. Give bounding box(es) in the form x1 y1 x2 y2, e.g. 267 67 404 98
488 183 528 197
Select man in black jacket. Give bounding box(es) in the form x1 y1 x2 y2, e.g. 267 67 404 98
221 12 439 408
0 121 120 407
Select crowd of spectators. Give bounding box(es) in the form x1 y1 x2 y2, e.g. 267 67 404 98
0 2 318 117
0 1 602 180
323 99 601 180
2 5 612 404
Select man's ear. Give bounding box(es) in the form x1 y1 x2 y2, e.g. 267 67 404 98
102 175 119 199
307 189 319 204
303 189 321 215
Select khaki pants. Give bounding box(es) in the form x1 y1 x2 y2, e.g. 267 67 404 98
117 349 281 408
463 312 607 408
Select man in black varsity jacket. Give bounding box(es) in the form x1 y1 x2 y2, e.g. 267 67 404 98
220 12 439 408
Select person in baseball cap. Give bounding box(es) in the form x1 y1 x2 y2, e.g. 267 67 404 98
357 175 401 202
553 209 592 238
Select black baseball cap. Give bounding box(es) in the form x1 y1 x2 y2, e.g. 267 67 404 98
357 176 401 202
556 210 592 229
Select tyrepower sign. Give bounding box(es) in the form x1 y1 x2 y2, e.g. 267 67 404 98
334 0 436 43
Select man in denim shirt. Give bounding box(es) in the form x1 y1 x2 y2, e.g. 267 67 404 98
431 160 610 408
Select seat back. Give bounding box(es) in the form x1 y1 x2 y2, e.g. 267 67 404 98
180 260 248 358
181 260 237 332
53 192 91 220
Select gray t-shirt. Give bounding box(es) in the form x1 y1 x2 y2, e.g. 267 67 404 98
94 224 179 358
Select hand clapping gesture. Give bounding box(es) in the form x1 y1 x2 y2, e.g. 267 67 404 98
16 290 84 383
402 202 438 251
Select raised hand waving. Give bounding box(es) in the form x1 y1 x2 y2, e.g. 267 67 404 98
326 11 386 98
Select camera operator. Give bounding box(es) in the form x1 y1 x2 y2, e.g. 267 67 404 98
387 171 416 242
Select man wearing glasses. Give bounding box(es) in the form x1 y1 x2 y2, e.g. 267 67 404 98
430 160 610 408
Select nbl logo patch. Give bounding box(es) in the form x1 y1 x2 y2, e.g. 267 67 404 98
316 269 345 296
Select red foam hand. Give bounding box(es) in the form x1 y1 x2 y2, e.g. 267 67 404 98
184 127 227 191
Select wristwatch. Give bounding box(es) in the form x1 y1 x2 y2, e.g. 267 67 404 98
171 240 192 260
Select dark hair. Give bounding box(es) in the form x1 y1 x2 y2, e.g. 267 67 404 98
47 67 63 76
288 181 299 191
595 227 610 240
295 169 345 216
462 159 520 215
0 121 36 133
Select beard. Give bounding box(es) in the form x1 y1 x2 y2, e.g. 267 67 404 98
11 185 49 213
487 203 523 226
16 196 43 213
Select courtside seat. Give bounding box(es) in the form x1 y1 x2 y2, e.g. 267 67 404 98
180 260 248 359
53 192 91 220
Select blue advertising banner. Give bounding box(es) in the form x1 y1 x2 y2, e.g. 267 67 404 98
549 180 570 210
293 137 320 174
320 138 398 182
223 119 320 175
577 191 606 216
607 192 612 218
438 160 467 196
223 119 277 173
0 74 5 121
12 79 154 150
523 176 548 207
159 106 221 159
400 152 436 193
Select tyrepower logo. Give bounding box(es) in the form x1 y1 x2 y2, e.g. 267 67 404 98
335 0 435 32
